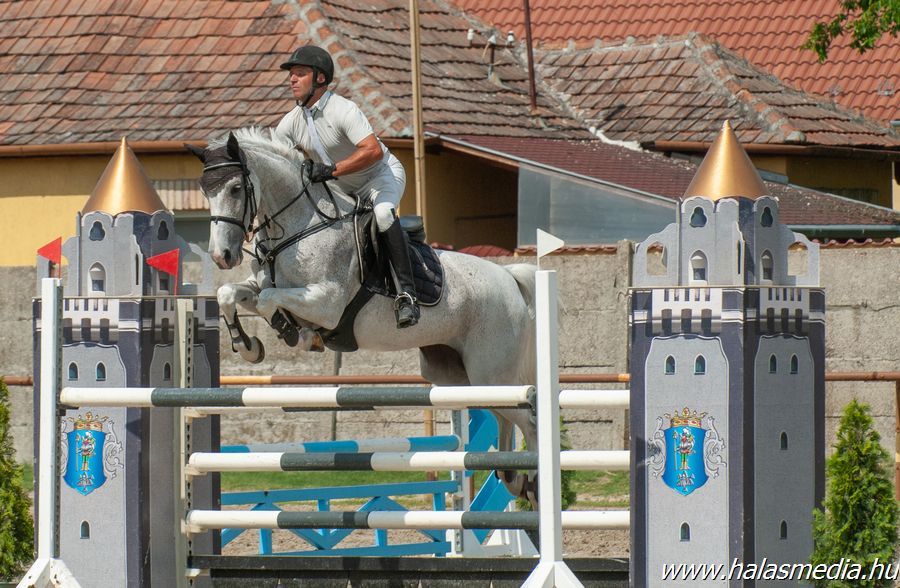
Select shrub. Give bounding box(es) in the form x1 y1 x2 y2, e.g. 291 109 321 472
0 378 34 580
810 399 899 587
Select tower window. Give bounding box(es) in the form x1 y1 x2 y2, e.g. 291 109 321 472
89 221 105 241
760 250 773 281
89 263 106 293
736 241 742 275
780 432 788 450
689 207 707 227
694 355 706 375
135 255 141 286
780 520 788 540
690 251 707 283
790 355 799 374
96 362 106 382
680 522 691 542
80 521 90 539
163 362 172 381
157 221 169 240
761 207 774 227
665 356 676 375
68 363 79 381
769 354 777 374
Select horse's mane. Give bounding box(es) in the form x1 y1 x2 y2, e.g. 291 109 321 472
208 127 304 168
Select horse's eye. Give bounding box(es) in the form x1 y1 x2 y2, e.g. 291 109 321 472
230 184 242 194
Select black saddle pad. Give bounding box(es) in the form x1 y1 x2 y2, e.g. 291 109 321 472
356 211 444 306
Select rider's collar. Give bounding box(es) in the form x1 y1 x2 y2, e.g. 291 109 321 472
305 90 333 114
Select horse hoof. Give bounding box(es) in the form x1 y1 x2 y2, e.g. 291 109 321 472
309 332 325 353
238 337 265 364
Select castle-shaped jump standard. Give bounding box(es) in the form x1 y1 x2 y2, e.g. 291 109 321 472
33 139 219 587
629 122 825 586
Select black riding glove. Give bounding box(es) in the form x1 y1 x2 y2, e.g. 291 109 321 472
306 161 336 183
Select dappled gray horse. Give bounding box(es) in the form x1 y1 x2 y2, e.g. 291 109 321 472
189 128 541 501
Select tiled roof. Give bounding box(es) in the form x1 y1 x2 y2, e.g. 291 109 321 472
0 0 588 146
452 0 900 123
453 135 900 227
535 35 900 148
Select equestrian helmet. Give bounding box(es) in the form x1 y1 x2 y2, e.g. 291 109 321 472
280 45 334 85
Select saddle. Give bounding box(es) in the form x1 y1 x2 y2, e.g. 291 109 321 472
314 210 445 352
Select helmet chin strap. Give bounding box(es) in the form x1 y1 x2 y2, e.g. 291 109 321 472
297 71 325 108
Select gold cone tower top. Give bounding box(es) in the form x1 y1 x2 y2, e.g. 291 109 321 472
82 138 167 215
683 121 767 201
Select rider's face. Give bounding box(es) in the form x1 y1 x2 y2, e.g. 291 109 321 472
289 66 317 99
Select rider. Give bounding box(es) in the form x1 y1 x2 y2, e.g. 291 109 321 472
274 45 420 329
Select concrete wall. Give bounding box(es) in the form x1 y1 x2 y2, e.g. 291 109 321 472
4 244 898 468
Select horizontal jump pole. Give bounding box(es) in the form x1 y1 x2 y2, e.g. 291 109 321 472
184 510 630 533
559 389 629 408
59 385 534 409
221 435 461 454
186 450 631 475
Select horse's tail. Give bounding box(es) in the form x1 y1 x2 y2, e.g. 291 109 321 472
504 263 539 385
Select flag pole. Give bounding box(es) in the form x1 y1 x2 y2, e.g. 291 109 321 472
409 0 427 232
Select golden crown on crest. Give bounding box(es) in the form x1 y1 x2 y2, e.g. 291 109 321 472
72 412 105 432
667 407 705 429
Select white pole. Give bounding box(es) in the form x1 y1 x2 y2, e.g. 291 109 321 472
18 279 81 587
37 278 62 559
523 270 583 587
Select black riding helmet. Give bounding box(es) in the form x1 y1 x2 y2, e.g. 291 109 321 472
280 45 334 86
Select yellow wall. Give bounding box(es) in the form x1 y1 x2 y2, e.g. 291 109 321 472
786 156 892 208
750 155 789 177
0 154 203 266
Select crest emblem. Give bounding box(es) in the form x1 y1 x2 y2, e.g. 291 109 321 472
647 407 726 496
61 412 123 496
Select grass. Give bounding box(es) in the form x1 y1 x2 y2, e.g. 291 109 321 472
220 469 631 508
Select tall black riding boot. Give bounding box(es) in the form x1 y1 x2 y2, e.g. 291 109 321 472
381 218 420 328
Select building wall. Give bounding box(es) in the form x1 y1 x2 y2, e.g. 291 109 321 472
0 154 203 266
786 156 892 208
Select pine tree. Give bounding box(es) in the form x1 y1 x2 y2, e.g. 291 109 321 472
810 399 899 587
0 378 33 580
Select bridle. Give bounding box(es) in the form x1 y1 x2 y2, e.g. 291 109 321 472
203 158 258 235
202 152 366 286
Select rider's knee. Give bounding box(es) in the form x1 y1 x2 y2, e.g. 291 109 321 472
373 202 396 232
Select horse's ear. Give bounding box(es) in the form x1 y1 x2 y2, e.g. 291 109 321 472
226 132 241 160
184 143 206 162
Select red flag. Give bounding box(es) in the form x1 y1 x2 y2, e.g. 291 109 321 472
37 237 62 265
147 249 180 295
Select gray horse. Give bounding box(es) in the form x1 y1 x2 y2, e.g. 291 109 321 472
189 128 539 501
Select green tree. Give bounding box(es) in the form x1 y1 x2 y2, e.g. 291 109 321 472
804 0 900 62
810 399 899 587
0 378 34 580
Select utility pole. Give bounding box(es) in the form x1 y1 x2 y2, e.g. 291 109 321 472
409 0 427 231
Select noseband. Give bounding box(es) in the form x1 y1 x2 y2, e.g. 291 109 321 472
203 159 258 235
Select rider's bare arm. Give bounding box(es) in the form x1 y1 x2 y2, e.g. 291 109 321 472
332 134 381 177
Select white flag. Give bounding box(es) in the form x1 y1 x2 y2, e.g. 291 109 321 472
536 229 565 260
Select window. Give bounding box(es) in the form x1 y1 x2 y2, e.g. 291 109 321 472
159 275 170 292
96 362 106 381
680 523 691 542
761 207 774 227
163 363 172 381
780 520 788 540
790 355 799 374
694 355 706 375
665 356 676 375
135 255 141 286
89 222 105 241
80 521 90 539
780 432 788 450
761 251 773 281
736 241 742 275
157 221 169 240
689 207 707 227
769 355 777 374
89 263 106 293
68 363 79 381
690 251 707 283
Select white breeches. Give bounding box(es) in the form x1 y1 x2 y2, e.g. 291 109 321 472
359 155 407 231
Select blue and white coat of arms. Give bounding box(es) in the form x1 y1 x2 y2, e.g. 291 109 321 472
60 412 123 496
648 407 726 496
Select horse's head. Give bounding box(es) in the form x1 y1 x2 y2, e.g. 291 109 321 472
187 132 255 269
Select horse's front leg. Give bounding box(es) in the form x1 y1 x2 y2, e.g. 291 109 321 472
256 284 344 335
217 282 267 364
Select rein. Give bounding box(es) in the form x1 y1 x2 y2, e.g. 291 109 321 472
204 155 364 287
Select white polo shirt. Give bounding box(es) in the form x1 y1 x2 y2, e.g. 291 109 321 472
275 91 397 194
